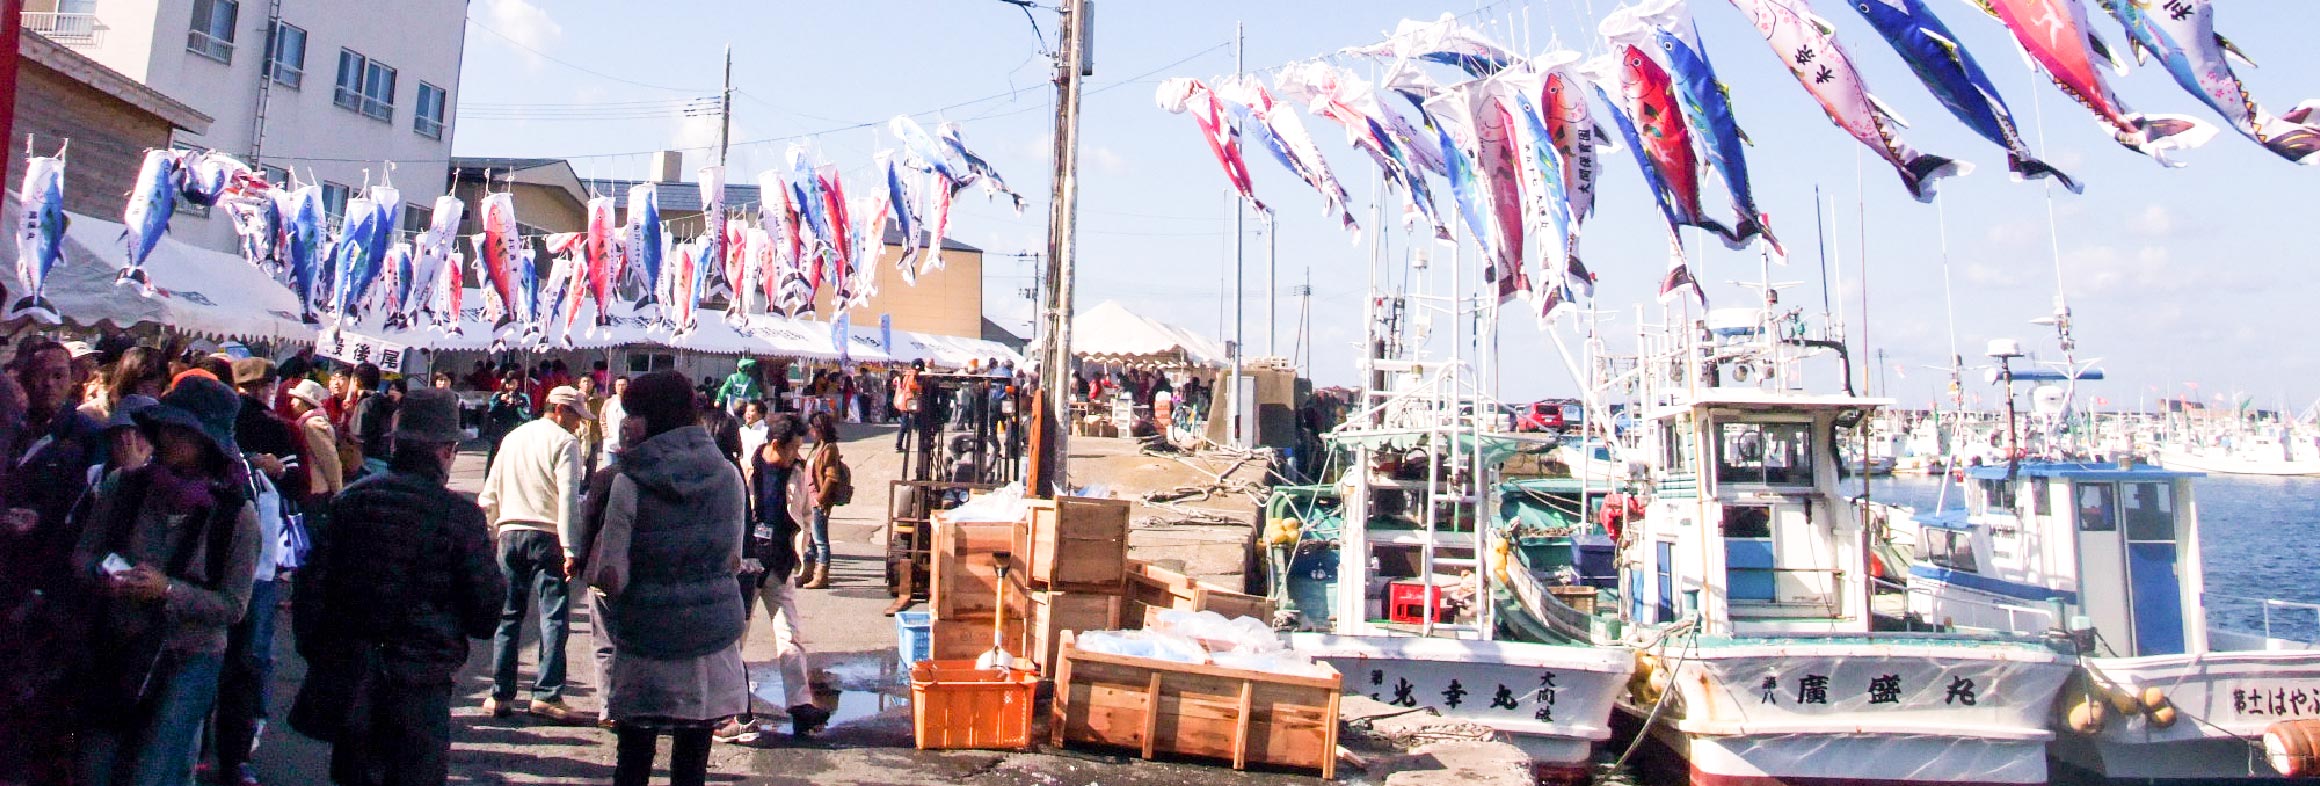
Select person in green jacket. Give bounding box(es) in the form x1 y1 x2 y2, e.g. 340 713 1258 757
715 358 767 416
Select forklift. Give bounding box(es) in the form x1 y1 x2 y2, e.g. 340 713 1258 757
882 371 1026 614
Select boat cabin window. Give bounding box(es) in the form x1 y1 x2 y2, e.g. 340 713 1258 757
1715 421 1813 486
2029 479 2050 516
2074 483 2117 532
1662 418 1698 473
1722 506 1772 539
2122 482 2174 541
1975 478 2017 515
1916 529 1979 573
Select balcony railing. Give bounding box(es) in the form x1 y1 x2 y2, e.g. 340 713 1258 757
23 12 107 47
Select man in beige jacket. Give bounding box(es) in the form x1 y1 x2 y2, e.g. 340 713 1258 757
477 385 590 722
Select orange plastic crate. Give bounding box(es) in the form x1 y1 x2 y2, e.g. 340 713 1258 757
909 660 1042 750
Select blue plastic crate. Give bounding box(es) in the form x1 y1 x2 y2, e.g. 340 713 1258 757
896 610 934 666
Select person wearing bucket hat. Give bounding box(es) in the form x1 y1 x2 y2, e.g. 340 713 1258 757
294 386 500 785
70 374 260 786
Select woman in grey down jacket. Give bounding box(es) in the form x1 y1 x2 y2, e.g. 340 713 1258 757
592 371 748 786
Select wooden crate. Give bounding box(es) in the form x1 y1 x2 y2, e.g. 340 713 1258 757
1123 560 1277 626
932 513 1018 619
1051 633 1341 777
1029 589 1125 676
1015 496 1131 591
930 611 1030 662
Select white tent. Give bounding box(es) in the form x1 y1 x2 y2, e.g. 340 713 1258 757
2 204 316 341
370 289 1023 368
1044 300 1229 368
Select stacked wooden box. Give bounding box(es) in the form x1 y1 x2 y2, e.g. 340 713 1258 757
1010 496 1131 675
1122 560 1278 627
929 512 1027 661
927 496 1133 674
1052 631 1341 777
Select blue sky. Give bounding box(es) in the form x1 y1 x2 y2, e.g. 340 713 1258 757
449 0 2317 413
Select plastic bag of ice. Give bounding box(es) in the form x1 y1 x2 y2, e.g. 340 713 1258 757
947 482 1028 522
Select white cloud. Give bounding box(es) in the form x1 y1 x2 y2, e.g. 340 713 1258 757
1091 145 1128 176
2129 203 2173 239
480 0 563 70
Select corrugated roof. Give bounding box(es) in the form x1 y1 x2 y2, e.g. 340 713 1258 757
581 177 981 252
449 157 567 175
20 31 211 133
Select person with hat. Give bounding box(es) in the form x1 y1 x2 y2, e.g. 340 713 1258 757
292 388 502 786
69 375 261 786
286 379 344 504
477 384 591 723
342 362 395 479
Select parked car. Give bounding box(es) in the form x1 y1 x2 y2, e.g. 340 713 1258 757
1515 400 1585 433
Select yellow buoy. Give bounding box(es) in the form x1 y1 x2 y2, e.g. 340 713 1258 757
2104 685 2144 715
2148 703 2179 729
2067 699 2108 734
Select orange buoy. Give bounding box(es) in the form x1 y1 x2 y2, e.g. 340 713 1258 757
2262 720 2320 777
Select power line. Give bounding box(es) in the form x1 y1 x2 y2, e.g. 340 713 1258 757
467 19 712 94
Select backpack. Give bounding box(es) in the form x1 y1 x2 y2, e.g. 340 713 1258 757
821 448 854 508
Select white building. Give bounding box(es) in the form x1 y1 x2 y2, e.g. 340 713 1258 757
24 0 465 251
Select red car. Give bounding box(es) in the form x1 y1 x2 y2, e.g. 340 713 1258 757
1515 400 1585 433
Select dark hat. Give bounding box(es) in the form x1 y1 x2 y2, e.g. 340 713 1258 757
231 357 278 386
394 387 464 444
138 376 241 460
106 394 160 432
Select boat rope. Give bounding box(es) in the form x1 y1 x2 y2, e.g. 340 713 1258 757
1601 618 1700 782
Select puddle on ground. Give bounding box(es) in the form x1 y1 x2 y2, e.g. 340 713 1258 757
747 651 912 730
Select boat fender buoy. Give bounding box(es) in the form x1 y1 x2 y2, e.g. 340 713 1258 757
2147 702 2179 729
2067 698 2108 734
2262 719 2320 777
2103 685 2143 716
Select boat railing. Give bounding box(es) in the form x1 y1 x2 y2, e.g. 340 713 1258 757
1728 566 1848 620
1876 576 2057 634
2207 593 2320 647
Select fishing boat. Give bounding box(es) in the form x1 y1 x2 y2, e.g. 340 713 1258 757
2155 432 2320 476
1549 305 2076 786
1901 460 2320 781
1275 360 1636 782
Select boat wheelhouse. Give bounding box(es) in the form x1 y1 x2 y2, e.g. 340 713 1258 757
1904 463 2320 781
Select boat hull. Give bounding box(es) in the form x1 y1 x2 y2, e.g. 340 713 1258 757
2054 649 2320 781
1285 633 1632 772
1630 639 2072 785
2155 449 2320 477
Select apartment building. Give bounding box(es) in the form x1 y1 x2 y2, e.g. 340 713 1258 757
24 0 466 251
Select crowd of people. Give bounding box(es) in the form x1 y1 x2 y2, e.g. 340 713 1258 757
0 337 860 786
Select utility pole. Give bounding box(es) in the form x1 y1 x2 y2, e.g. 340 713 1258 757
1035 0 1090 497
718 46 733 168
1230 20 1246 449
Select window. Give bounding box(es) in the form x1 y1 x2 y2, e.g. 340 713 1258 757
263 22 305 88
260 165 289 187
2030 479 2050 517
362 60 397 121
1915 529 1980 573
414 82 447 139
2122 482 2175 541
335 50 396 120
626 354 676 374
187 0 237 62
320 182 351 225
403 204 432 235
334 50 363 110
1715 421 1814 486
2075 483 2117 532
1978 478 2018 515
1721 506 1772 539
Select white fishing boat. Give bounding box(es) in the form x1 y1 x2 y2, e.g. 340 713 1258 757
1575 306 2074 786
1901 459 2320 780
2156 433 2320 476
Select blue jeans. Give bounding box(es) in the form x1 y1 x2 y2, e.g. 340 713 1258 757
491 529 570 702
79 651 224 786
213 579 279 774
807 509 831 565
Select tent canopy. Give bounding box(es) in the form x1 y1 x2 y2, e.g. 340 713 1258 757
3 205 317 341
1041 300 1229 368
371 289 1021 368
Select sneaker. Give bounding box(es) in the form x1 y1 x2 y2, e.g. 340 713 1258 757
528 699 584 724
712 717 761 744
482 697 513 718
789 703 832 738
